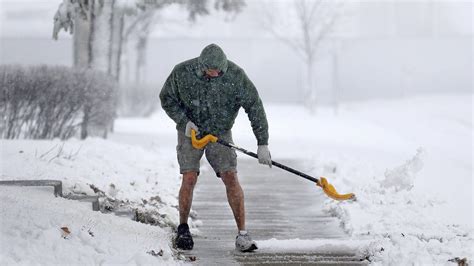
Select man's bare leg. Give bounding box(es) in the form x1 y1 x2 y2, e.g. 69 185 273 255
221 171 245 231
179 171 198 224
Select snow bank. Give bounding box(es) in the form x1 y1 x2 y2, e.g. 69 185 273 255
0 186 178 265
1 138 182 226
257 238 371 255
320 149 473 265
0 138 189 264
381 148 425 191
248 94 472 264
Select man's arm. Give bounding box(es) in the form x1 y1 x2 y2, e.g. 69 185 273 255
239 71 269 146
159 69 188 130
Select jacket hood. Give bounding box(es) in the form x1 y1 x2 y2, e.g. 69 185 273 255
197 44 228 76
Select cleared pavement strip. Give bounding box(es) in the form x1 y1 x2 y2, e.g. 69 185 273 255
186 159 366 265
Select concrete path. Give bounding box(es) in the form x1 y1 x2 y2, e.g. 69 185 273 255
186 159 365 265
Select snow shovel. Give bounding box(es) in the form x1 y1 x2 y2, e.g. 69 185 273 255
191 130 355 201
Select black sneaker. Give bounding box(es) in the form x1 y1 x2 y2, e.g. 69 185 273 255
176 223 194 250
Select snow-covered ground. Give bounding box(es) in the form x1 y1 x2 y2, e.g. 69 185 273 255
1 93 472 265
0 186 178 265
0 138 185 264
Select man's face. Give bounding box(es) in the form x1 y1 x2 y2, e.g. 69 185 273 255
205 68 220 77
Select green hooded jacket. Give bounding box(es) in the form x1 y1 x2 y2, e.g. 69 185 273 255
159 44 269 145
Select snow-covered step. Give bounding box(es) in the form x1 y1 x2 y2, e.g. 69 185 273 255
0 179 63 196
0 179 99 211
0 186 176 264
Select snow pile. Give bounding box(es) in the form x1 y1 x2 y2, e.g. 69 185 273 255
1 138 184 226
0 186 178 265
322 149 473 264
238 94 472 264
257 238 371 254
0 138 194 264
381 148 425 191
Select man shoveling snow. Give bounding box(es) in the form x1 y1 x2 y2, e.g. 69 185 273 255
159 43 271 252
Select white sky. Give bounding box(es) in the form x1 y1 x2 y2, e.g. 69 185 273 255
1 0 472 40
0 0 64 38
0 0 268 39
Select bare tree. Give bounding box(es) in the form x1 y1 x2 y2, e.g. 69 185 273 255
118 9 157 84
123 0 246 83
261 0 341 111
52 0 246 121
53 0 122 75
53 0 245 83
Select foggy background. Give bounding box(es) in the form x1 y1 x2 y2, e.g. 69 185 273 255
1 2 473 262
1 0 472 106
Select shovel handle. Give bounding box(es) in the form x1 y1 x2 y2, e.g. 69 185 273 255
220 140 321 184
190 129 355 201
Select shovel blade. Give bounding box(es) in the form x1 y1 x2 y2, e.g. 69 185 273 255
318 177 355 201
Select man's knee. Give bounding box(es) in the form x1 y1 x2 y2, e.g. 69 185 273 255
182 171 198 187
220 171 239 186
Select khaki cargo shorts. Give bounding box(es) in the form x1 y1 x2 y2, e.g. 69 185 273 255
176 130 237 177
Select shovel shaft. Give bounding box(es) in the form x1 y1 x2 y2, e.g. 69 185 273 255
191 130 355 201
217 139 319 184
